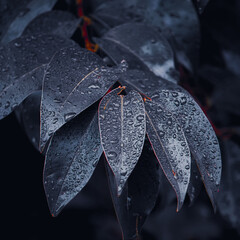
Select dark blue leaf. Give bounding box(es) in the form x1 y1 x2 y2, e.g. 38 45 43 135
95 23 178 83
44 105 102 216
106 139 160 239
40 47 123 151
145 100 191 210
0 34 75 120
99 88 146 194
93 0 200 71
0 0 57 44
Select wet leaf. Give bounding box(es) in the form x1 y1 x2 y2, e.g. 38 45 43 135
105 139 160 239
92 0 200 71
0 34 75 120
44 105 102 216
95 23 178 83
99 88 146 194
0 0 57 44
120 69 222 209
40 47 123 151
145 100 191 211
15 91 41 150
23 10 81 38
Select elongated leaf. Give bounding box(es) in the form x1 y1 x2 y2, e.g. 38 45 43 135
145 100 191 210
14 91 41 150
0 34 75 120
151 86 222 210
0 0 57 44
106 139 160 239
120 70 222 209
44 105 102 216
95 23 178 83
23 10 81 38
93 0 200 71
99 89 146 194
40 47 123 151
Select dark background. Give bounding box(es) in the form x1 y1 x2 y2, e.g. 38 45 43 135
1 0 240 239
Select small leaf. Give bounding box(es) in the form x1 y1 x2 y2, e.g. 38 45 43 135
0 34 75 120
0 0 57 44
23 10 81 38
40 46 122 150
145 100 191 211
95 23 178 83
99 88 146 194
105 139 160 239
44 105 102 216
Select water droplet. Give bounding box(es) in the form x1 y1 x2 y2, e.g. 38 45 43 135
64 112 76 122
14 42 22 47
159 130 165 138
5 101 10 109
52 118 58 124
108 151 117 160
88 85 100 89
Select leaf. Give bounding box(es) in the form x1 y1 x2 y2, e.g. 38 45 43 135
44 104 102 217
92 0 200 71
0 0 57 44
145 100 191 211
120 70 222 210
23 10 81 38
105 139 160 239
40 47 123 151
95 23 178 83
0 34 75 120
99 88 146 194
14 91 41 150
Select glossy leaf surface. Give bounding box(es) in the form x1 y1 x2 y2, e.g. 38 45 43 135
23 10 81 38
44 105 102 216
99 89 146 194
106 140 160 239
40 46 122 150
95 23 178 83
145 100 191 210
0 34 75 120
0 0 57 44
120 69 222 209
93 0 200 70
